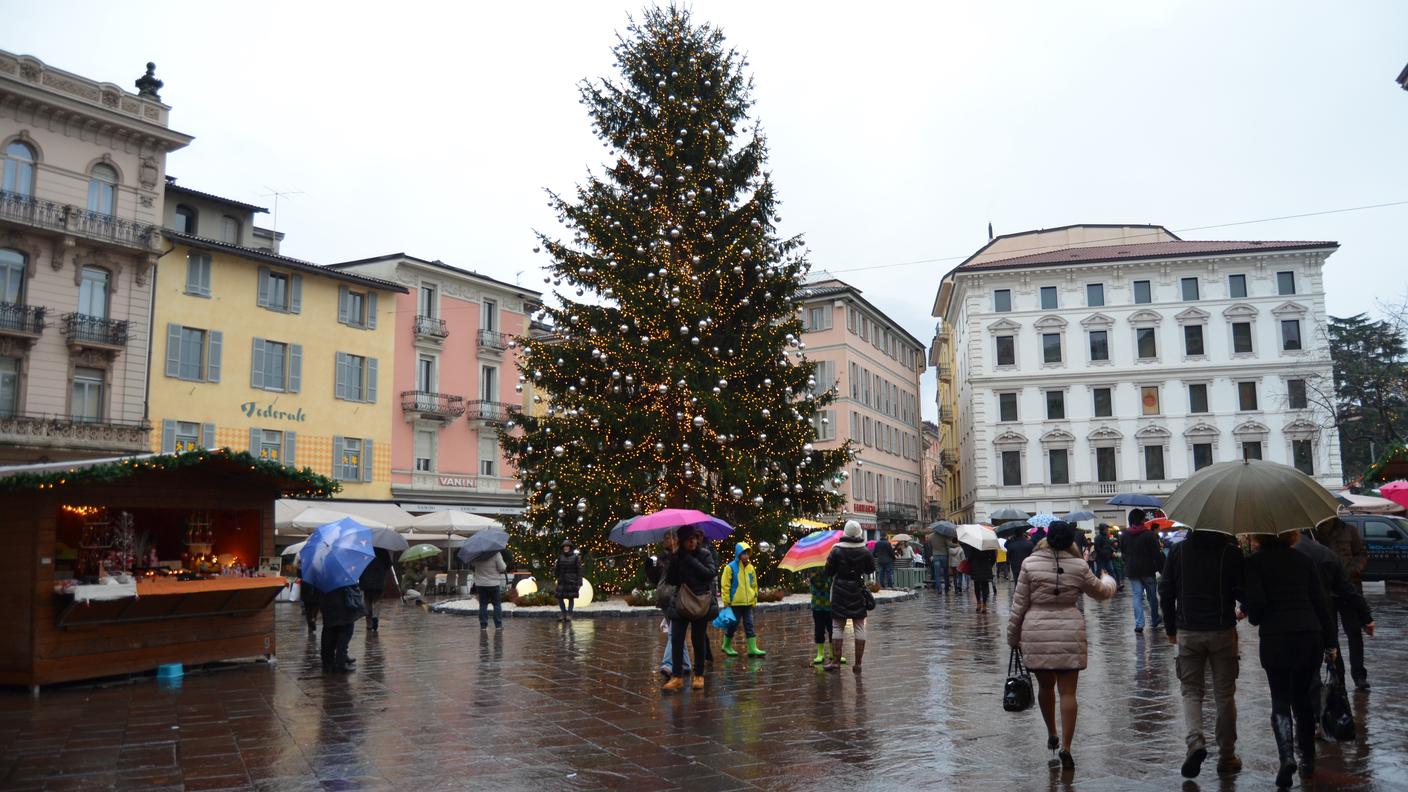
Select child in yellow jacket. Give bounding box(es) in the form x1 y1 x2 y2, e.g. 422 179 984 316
720 542 765 657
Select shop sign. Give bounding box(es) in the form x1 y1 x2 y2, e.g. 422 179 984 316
437 476 473 488
240 402 306 422
854 503 876 514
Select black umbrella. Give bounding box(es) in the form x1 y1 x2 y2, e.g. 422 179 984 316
455 529 509 565
995 520 1030 538
926 520 958 539
608 518 665 548
990 507 1030 521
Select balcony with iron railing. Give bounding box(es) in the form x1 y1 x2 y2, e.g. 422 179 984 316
941 449 958 469
466 400 512 424
0 301 45 340
0 191 160 252
477 329 509 352
400 391 466 422
414 315 448 341
61 313 128 352
877 501 920 523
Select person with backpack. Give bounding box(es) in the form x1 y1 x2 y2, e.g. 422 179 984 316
824 521 876 673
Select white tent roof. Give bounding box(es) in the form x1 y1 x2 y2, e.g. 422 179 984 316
1338 491 1406 515
275 499 414 532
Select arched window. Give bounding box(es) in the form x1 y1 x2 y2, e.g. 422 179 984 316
79 266 110 319
174 204 198 235
0 248 26 305
220 215 242 244
87 163 118 215
2 141 36 198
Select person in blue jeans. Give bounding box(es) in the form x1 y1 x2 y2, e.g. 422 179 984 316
873 533 896 588
1121 510 1164 633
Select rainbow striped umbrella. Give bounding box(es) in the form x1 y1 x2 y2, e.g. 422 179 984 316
779 530 841 572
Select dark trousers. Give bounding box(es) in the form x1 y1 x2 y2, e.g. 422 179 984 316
725 605 756 639
671 616 708 678
1095 557 1118 582
973 578 991 604
559 596 576 614
320 623 354 668
363 588 383 626
812 609 833 644
1265 660 1318 757
303 600 319 630
877 561 894 588
1337 605 1366 683
478 585 502 627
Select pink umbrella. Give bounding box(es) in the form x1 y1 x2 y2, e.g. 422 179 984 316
1380 480 1408 510
618 509 733 540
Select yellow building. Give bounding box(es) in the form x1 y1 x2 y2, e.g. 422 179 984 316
929 318 970 522
148 182 406 499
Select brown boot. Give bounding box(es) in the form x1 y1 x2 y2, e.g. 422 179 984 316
691 674 704 690
662 676 685 691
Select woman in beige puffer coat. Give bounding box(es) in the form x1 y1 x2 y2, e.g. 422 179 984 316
1008 521 1117 771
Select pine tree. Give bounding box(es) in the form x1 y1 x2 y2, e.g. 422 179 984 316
501 6 853 591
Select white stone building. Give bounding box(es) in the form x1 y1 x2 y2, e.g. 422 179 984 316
931 224 1342 525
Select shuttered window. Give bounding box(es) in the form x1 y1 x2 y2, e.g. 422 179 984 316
334 352 378 403
185 253 212 297
338 286 378 329
160 420 215 453
165 324 221 383
251 338 300 392
332 436 374 482
256 267 302 313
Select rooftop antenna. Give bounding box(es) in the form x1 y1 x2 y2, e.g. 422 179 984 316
260 186 304 241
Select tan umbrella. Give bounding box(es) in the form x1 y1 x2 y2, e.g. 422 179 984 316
1163 459 1339 536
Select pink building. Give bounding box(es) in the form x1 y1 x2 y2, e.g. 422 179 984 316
799 278 926 538
331 254 539 515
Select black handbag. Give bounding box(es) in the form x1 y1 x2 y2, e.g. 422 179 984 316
862 586 877 611
1003 648 1035 712
1319 661 1356 741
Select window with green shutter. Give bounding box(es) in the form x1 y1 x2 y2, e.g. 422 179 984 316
185 253 212 297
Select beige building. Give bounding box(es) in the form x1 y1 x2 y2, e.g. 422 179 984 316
799 277 926 538
0 53 191 463
920 420 941 523
929 317 967 521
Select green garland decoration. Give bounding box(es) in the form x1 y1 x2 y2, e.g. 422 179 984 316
0 447 342 497
1361 443 1408 484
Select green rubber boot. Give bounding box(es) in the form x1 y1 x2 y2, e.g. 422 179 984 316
812 644 826 665
747 637 767 657
721 636 738 657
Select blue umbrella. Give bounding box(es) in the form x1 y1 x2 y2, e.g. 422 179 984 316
298 517 375 593
1063 510 1097 522
456 529 510 565
1108 493 1163 508
1028 513 1059 529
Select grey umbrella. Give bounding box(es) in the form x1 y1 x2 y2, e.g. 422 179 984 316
989 507 1029 521
926 520 958 539
455 529 510 565
1163 460 1340 536
1062 510 1097 522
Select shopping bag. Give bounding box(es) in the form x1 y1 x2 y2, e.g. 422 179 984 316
1319 661 1356 741
712 605 737 630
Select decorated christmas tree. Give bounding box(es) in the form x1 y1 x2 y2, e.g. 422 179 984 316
501 6 853 591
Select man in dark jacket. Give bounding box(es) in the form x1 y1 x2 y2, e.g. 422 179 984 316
1004 531 1035 586
1160 530 1245 779
1313 518 1371 689
1294 531 1375 686
1093 524 1121 588
359 547 392 632
1122 509 1164 633
872 532 896 588
320 584 366 673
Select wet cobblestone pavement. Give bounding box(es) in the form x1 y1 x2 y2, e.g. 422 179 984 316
2 584 1405 791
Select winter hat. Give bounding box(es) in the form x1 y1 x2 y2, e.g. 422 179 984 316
1047 520 1076 551
840 520 866 545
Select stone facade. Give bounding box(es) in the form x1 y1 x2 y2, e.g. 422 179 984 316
932 224 1342 525
0 51 191 463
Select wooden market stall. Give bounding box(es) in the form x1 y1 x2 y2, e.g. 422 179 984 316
0 449 339 690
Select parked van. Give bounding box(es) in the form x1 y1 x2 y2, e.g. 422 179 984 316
1337 514 1408 581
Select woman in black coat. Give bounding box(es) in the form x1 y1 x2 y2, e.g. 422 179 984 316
823 521 877 673
1244 532 1337 788
319 584 366 673
963 542 998 613
555 541 583 622
663 525 716 691
358 547 392 632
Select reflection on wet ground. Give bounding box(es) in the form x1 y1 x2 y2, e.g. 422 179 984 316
1 583 1405 790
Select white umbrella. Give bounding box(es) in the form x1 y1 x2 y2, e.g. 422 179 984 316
280 540 307 556
293 507 388 531
408 510 498 533
956 523 1000 551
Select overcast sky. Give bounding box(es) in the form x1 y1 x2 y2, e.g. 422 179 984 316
8 1 1407 419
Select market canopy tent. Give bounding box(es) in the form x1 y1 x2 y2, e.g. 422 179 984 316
0 448 338 689
274 499 413 536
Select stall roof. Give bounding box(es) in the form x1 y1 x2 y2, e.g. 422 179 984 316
275 499 414 532
0 449 340 498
